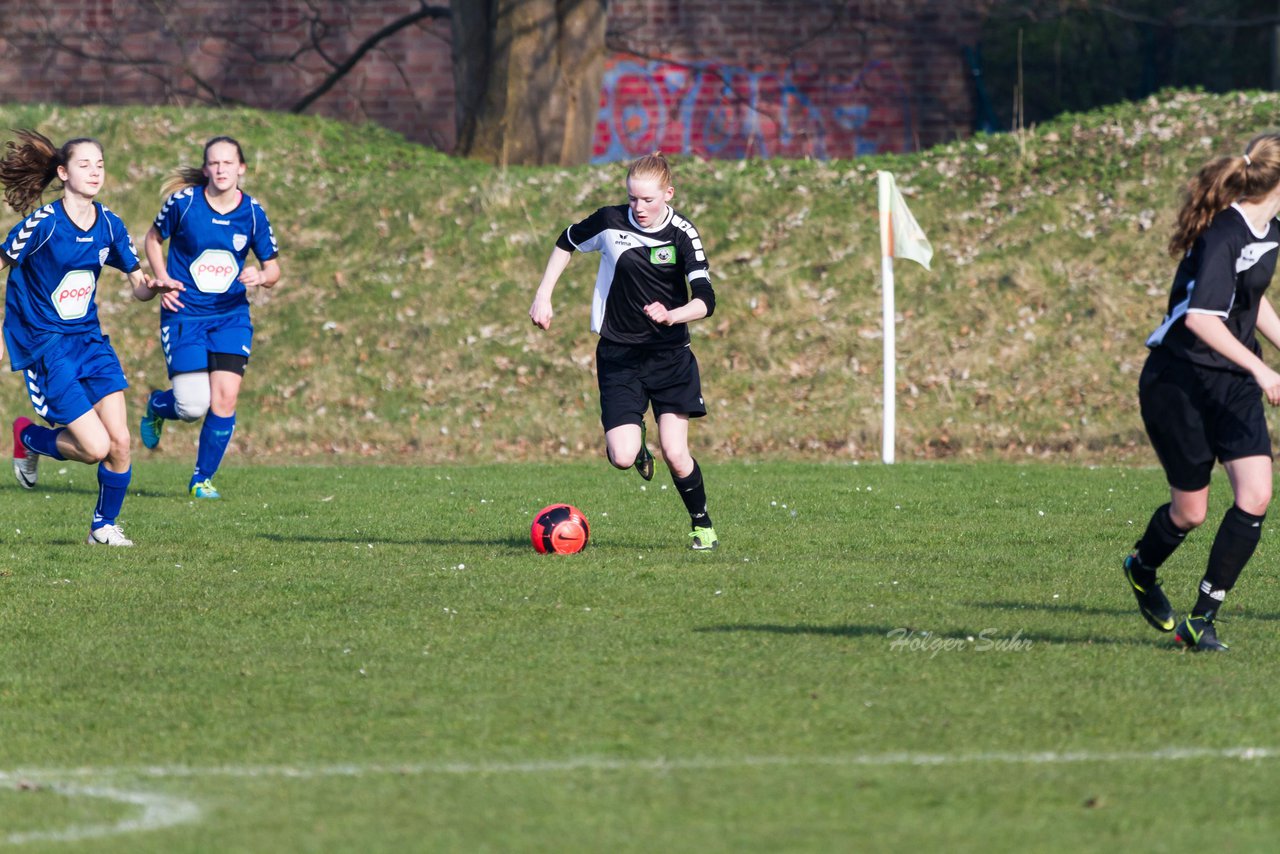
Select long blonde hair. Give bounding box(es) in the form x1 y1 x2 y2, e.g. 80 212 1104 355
159 135 246 197
1169 134 1280 257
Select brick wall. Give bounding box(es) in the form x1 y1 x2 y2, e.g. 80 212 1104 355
0 0 987 161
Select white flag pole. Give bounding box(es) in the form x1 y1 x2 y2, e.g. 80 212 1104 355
877 172 896 465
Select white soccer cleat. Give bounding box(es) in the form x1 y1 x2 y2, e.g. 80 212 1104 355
87 524 134 547
12 416 37 489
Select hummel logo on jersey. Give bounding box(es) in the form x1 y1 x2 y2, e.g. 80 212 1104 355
211 218 231 226
75 236 93 243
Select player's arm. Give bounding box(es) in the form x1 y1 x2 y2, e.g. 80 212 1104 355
1185 312 1280 404
139 225 184 298
1256 295 1280 351
240 257 280 289
530 246 573 330
130 265 185 310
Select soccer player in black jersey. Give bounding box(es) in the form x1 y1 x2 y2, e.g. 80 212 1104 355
529 153 719 550
1126 134 1280 650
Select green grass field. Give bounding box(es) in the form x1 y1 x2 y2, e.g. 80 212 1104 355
3 459 1280 852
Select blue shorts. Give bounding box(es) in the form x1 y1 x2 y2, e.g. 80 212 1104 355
161 313 254 377
23 333 129 426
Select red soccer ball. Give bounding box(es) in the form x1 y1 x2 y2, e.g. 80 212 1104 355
531 503 590 554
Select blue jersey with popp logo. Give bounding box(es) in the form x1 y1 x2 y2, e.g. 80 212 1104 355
152 187 278 319
2 200 140 371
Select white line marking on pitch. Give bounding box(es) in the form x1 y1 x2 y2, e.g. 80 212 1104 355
3 746 1276 845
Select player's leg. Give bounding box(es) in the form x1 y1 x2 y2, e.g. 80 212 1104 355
189 359 245 498
1174 454 1271 652
1126 351 1207 631
597 340 648 474
1174 370 1273 651
82 389 134 546
12 348 99 488
651 346 715 550
142 321 212 448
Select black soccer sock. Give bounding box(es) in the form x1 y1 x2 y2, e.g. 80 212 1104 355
1132 503 1189 578
1193 505 1265 617
672 460 712 528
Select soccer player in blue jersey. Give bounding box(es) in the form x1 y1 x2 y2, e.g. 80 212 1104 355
137 136 280 499
0 130 177 546
529 152 719 550
1126 134 1280 651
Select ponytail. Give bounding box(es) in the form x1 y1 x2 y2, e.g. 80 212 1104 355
1169 134 1280 257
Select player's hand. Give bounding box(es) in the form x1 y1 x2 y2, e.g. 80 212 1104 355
239 266 267 288
642 301 671 325
148 274 185 311
530 295 553 330
1257 365 1280 405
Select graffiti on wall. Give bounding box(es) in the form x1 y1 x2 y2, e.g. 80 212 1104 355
592 57 914 162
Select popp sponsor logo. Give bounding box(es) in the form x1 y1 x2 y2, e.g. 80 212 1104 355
189 248 240 294
50 269 97 320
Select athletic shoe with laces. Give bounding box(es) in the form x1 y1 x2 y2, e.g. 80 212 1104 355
1123 553 1176 632
87 524 134 547
190 479 221 499
139 390 165 450
1174 613 1228 652
12 416 37 489
635 420 654 481
689 525 718 550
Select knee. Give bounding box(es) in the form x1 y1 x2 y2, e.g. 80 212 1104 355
664 451 693 479
172 373 211 421
80 434 111 463
1170 505 1208 530
607 447 636 469
174 391 210 422
1236 491 1272 518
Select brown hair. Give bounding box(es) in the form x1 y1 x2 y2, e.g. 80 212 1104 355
626 151 672 188
159 135 246 197
0 129 102 214
1169 134 1280 257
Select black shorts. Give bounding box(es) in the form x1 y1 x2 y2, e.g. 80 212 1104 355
1139 347 1272 491
597 339 706 431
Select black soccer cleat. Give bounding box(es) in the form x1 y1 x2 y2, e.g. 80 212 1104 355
635 420 654 481
1123 553 1176 633
1174 613 1228 652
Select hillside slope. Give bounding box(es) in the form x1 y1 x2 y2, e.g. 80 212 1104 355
0 91 1271 463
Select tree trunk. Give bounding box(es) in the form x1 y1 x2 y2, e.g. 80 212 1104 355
452 0 606 166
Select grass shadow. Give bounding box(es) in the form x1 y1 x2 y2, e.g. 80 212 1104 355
696 622 1156 647
256 532 531 548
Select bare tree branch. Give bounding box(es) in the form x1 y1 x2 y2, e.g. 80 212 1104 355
289 1 450 114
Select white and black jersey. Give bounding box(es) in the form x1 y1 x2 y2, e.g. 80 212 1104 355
1147 204 1280 372
556 204 715 348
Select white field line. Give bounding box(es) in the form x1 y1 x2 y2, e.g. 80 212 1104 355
3 746 1277 845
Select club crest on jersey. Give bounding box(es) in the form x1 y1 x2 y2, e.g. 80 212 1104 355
189 248 240 294
51 269 96 320
98 247 109 266
650 245 676 265
233 233 248 252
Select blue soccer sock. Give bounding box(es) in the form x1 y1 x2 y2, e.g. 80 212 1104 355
191 411 236 487
150 388 179 420
20 423 66 460
93 464 131 528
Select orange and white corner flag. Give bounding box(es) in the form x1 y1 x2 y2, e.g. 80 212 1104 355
877 171 932 271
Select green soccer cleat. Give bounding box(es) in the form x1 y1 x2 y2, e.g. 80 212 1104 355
1174 613 1228 652
1123 553 1176 632
635 420 654 481
140 390 165 450
190 479 221 500
689 525 718 551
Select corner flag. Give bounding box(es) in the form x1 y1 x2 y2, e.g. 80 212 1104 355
876 171 933 464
